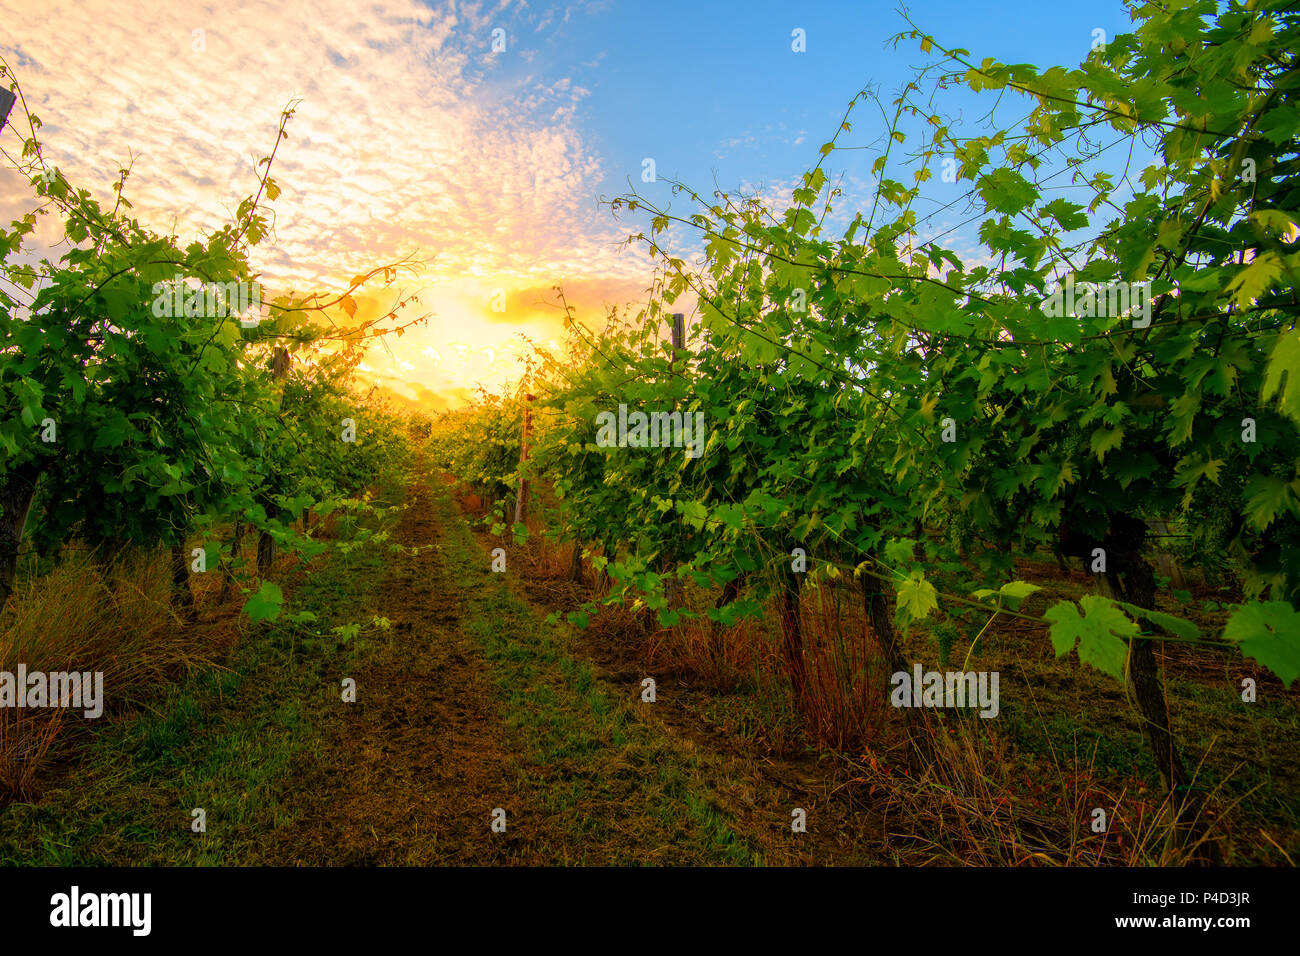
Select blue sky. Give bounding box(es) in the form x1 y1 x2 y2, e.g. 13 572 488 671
522 0 1146 238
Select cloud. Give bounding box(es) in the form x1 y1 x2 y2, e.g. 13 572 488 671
0 0 653 407
0 0 648 291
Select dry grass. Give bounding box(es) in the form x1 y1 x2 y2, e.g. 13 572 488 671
643 579 891 751
576 561 1256 863
836 712 1244 865
0 545 242 802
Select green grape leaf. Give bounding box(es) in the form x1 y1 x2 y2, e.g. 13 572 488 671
1223 602 1300 687
1044 596 1134 679
1262 327 1300 424
998 580 1041 609
243 580 284 623
1114 602 1200 641
1242 474 1299 531
897 570 939 621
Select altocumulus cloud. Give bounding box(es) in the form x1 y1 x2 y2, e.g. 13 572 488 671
0 0 646 291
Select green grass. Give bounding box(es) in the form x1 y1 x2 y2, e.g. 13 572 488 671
0 504 395 865
430 490 764 866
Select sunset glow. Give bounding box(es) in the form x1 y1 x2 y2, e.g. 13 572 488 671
1 0 658 408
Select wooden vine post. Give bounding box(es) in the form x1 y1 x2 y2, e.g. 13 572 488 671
0 78 41 604
0 462 41 610
514 391 534 527
257 346 291 575
664 313 685 610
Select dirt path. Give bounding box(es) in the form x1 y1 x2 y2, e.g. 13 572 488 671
263 462 886 865
264 475 552 864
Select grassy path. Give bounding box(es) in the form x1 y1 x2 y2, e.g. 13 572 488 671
5 460 881 865
268 467 765 864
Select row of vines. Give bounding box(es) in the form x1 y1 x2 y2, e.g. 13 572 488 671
1 74 415 622
431 0 1299 859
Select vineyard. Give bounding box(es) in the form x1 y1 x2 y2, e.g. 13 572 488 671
1 0 1299 873
428 0 1300 865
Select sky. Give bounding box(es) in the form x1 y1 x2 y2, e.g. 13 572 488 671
1 0 1147 411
